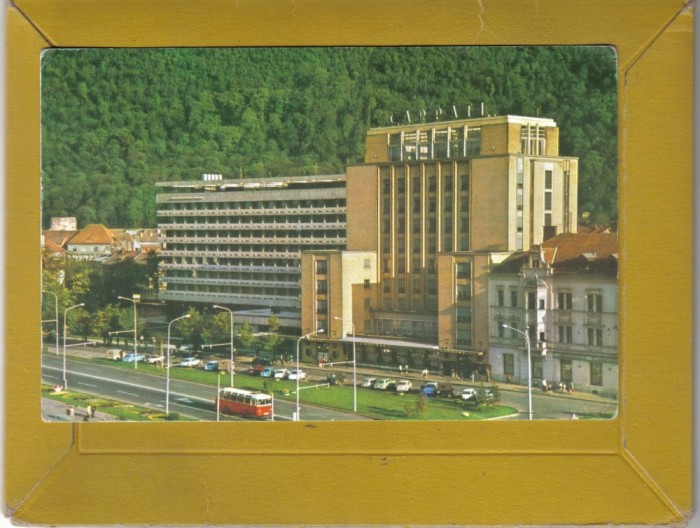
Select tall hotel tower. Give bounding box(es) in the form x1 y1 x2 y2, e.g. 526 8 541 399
301 115 578 375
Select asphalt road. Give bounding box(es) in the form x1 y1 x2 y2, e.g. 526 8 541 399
41 344 617 421
41 354 369 422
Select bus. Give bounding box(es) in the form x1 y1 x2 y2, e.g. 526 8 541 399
217 387 272 419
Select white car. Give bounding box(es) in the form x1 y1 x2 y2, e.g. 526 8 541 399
362 377 377 388
180 357 201 367
273 368 288 379
395 379 412 393
143 354 164 364
461 388 478 401
373 378 395 390
287 369 307 380
204 360 220 371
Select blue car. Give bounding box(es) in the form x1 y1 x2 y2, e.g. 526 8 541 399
122 353 145 363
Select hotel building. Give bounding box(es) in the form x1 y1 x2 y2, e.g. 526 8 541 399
301 115 580 375
156 174 346 332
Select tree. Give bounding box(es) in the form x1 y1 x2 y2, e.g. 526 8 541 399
237 322 257 354
261 316 283 360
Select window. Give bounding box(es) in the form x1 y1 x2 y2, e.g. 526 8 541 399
315 280 327 294
456 262 470 278
560 360 573 383
590 362 603 386
558 292 572 310
363 259 371 269
545 170 553 190
498 324 506 338
587 293 603 312
558 325 573 344
532 357 543 379
527 292 536 309
587 328 603 347
456 306 471 322
503 353 514 376
538 298 545 310
497 289 505 307
315 260 327 275
364 279 370 289
457 285 471 301
316 300 327 314
510 290 518 308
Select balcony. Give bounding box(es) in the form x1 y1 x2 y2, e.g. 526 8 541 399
157 206 346 218
158 221 347 231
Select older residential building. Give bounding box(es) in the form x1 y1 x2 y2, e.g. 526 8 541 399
156 173 346 331
488 232 618 395
302 115 580 375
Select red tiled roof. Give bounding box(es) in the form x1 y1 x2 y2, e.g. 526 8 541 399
43 238 66 254
67 224 115 245
541 233 617 265
42 229 78 248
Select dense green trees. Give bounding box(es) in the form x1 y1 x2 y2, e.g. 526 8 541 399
41 46 617 228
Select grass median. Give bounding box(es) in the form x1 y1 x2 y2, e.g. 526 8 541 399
75 358 518 420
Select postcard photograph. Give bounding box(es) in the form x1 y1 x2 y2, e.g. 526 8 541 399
40 46 619 422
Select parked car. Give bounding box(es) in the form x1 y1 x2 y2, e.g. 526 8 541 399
395 379 412 393
204 360 220 371
373 378 395 390
362 377 377 388
143 354 165 364
273 368 288 379
259 367 275 377
287 369 307 380
461 388 478 401
180 357 202 367
122 353 145 363
461 387 495 401
421 381 455 397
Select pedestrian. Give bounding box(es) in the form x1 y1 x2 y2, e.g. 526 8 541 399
505 373 511 385
486 368 491 382
421 368 429 378
398 365 403 374
86 404 93 418
404 365 409 374
470 371 475 383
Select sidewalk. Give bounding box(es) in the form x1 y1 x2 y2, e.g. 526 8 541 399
42 397 117 422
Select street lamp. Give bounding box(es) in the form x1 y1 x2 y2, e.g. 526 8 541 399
118 295 139 369
166 313 190 416
295 329 324 421
333 316 357 413
62 303 85 390
501 323 533 420
42 290 59 356
213 305 235 387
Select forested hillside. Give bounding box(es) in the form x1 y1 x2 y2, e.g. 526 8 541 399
41 46 617 229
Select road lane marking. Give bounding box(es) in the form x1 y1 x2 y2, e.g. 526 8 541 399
78 382 98 388
117 390 139 397
43 365 214 403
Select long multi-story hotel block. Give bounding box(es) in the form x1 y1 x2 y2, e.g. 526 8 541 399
301 115 582 377
156 174 346 331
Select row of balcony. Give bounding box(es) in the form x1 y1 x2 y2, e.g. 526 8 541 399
159 250 304 260
163 236 346 245
158 290 301 309
163 276 300 289
158 263 301 273
157 206 346 217
159 221 347 231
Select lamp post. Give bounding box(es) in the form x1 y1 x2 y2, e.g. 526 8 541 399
166 313 190 416
42 290 59 356
118 295 139 369
213 305 235 387
502 323 533 421
333 317 357 413
295 329 324 421
62 303 85 390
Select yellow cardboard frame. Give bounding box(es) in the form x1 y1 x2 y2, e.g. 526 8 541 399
5 1 693 525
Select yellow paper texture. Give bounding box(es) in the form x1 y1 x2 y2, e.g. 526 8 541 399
4 0 693 525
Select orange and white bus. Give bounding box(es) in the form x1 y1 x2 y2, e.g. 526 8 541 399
217 387 272 419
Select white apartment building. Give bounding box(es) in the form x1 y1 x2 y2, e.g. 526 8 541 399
488 232 618 396
156 174 347 331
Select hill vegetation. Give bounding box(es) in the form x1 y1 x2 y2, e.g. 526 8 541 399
41 46 617 228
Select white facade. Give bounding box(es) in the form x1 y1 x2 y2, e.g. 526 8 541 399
488 246 618 397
